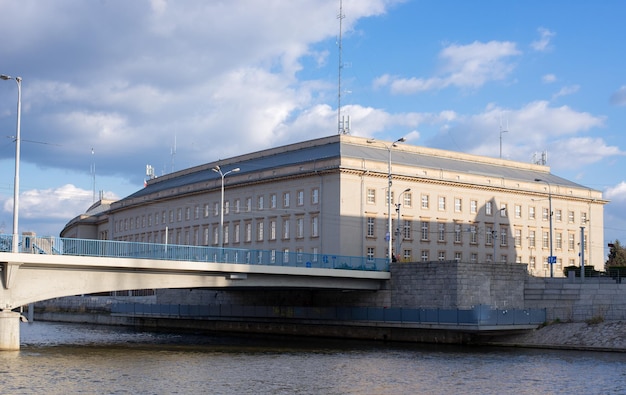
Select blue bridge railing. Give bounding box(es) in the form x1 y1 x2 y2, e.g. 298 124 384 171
0 234 389 272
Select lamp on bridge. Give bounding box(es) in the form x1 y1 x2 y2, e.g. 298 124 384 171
212 165 240 249
367 137 406 265
1 74 22 253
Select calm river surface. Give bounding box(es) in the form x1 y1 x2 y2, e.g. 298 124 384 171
1 321 625 394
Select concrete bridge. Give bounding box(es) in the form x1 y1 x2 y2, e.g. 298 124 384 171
0 235 389 350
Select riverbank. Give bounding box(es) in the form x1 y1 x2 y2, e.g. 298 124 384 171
486 320 626 352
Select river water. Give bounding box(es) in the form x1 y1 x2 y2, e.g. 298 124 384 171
1 321 625 394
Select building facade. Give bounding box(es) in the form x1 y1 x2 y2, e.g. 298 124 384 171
61 134 606 277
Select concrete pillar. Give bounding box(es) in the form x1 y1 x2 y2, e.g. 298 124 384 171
0 311 21 351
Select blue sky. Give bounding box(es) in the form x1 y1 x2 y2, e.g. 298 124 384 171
0 0 625 251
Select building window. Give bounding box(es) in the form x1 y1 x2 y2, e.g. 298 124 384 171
257 221 264 241
213 202 219 217
568 233 575 250
367 247 375 262
421 194 429 209
204 227 209 245
403 192 412 207
438 196 446 211
529 230 536 248
297 190 304 206
515 229 522 247
246 198 252 212
245 222 252 242
542 231 549 248
500 204 507 217
470 253 477 263
311 215 319 237
470 225 477 244
177 208 182 222
581 212 588 224
283 192 290 208
203 205 209 218
438 223 445 242
296 217 304 238
234 199 240 214
515 205 521 219
555 209 562 222
454 224 462 243
270 193 277 209
529 206 535 220
213 226 218 245
269 219 276 241
500 227 507 246
283 218 290 239
224 226 229 245
454 198 462 213
403 220 411 240
296 248 303 263
367 217 375 237
438 251 446 261
169 210 174 223
454 252 462 262
470 200 477 214
403 249 411 262
257 196 264 211
542 207 549 221
486 226 493 245
234 223 240 243
312 188 319 204
283 249 289 264
568 211 575 223
421 221 429 241
194 206 200 220
485 201 492 216
224 201 230 215
366 188 376 204
556 232 562 250
421 250 429 262
185 207 190 221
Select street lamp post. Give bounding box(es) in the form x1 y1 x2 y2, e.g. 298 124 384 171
535 178 554 277
395 188 411 261
1 74 22 253
367 137 406 264
212 165 240 250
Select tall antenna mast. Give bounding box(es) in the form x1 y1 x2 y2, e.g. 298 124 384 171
91 148 96 202
170 133 177 173
337 0 349 135
499 112 508 159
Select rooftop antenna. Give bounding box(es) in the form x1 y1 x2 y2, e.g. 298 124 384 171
337 0 350 135
499 112 508 159
91 148 96 202
170 133 177 173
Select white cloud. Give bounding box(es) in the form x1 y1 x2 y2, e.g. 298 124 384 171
377 40 521 94
530 27 556 52
3 184 117 221
552 85 580 100
542 74 556 83
605 181 626 203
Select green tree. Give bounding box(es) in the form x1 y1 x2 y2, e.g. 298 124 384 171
606 240 626 269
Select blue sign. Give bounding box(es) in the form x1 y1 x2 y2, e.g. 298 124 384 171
548 256 557 264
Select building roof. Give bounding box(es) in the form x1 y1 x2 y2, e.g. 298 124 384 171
120 134 593 203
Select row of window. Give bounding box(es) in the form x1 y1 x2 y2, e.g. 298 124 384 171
366 219 587 250
366 189 588 224
116 215 320 246
115 188 320 233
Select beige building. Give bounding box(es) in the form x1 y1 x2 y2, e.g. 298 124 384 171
61 134 606 277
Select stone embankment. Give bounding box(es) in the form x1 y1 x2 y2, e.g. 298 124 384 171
488 320 626 352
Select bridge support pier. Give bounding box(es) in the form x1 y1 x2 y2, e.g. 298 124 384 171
0 311 20 351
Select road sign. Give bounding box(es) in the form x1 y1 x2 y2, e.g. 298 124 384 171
548 256 557 264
